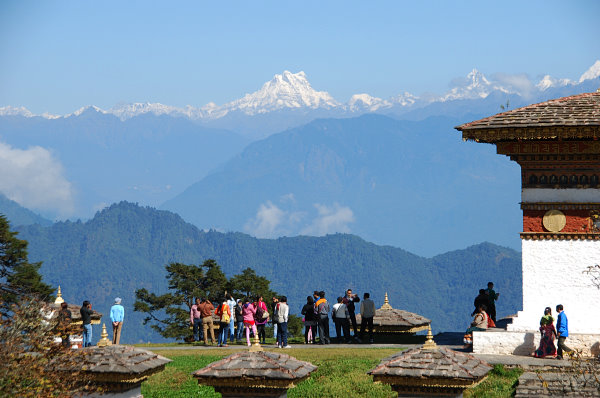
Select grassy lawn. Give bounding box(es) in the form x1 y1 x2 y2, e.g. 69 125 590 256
464 364 523 398
141 348 522 398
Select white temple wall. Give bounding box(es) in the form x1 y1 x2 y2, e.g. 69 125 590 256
522 188 600 203
508 239 600 333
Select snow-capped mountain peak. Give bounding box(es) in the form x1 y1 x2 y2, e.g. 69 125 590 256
347 94 391 111
536 75 573 91
221 70 340 115
439 68 512 101
579 60 600 83
66 105 107 118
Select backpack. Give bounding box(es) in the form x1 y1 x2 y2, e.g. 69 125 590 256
256 303 269 321
221 304 230 323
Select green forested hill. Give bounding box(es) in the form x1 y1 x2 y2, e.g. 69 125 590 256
16 202 521 343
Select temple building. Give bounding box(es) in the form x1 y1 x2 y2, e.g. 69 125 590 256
456 91 600 355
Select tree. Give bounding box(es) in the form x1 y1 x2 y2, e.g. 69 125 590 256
0 214 53 313
0 297 98 397
134 259 228 340
229 267 277 301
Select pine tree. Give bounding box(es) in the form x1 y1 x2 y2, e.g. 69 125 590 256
0 214 54 313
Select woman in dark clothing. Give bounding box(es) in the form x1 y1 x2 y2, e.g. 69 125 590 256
301 296 317 344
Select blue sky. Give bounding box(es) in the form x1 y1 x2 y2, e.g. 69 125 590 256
1 0 599 114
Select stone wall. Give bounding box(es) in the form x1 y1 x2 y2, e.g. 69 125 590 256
473 330 600 356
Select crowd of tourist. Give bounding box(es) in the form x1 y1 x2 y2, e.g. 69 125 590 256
190 289 380 347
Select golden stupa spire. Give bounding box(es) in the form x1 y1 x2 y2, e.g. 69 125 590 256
380 292 393 310
54 286 64 304
97 323 112 347
249 331 263 352
422 325 438 350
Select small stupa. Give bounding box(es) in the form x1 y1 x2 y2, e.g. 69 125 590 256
355 292 431 334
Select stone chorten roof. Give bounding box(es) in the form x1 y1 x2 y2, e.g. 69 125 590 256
455 91 600 143
369 328 492 396
356 293 431 333
57 345 171 386
193 350 317 396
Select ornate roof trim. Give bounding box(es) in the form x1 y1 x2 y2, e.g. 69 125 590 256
455 92 600 143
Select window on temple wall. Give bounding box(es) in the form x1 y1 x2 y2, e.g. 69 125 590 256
549 175 558 185
539 175 548 184
591 175 599 186
528 175 538 185
569 175 578 185
559 175 568 185
580 175 589 185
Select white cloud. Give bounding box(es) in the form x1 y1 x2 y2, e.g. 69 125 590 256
301 203 355 236
0 141 74 216
244 201 289 238
492 73 536 98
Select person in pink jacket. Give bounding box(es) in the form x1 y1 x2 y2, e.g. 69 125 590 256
242 298 257 346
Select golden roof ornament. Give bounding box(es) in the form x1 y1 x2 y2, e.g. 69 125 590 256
379 292 393 310
421 325 438 350
249 330 263 352
54 285 64 304
97 323 111 347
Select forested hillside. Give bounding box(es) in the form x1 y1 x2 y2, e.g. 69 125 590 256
17 202 521 343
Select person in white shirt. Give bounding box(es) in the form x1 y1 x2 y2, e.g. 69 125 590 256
332 297 351 343
226 293 236 343
275 296 291 348
360 292 376 343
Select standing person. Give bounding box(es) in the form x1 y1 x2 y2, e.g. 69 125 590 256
215 298 231 347
556 304 572 360
473 289 488 315
343 289 360 337
316 291 330 344
226 293 236 343
276 296 291 348
534 307 557 358
485 282 499 323
333 297 351 343
360 292 376 343
110 297 124 345
234 299 244 342
57 302 72 348
254 296 269 344
190 298 204 343
271 296 279 340
242 298 257 347
80 300 93 347
198 298 215 345
313 291 322 341
301 296 317 344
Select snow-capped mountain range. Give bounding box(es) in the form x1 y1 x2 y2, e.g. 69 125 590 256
2 61 599 121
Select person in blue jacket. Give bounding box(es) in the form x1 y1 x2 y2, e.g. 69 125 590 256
110 297 125 345
555 304 572 359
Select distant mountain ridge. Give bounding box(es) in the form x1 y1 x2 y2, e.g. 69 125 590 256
15 201 522 344
162 114 522 256
0 193 52 227
2 60 599 132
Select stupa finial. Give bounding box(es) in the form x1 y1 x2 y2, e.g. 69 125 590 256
380 292 393 310
422 325 438 350
97 323 111 347
54 286 64 304
249 330 263 352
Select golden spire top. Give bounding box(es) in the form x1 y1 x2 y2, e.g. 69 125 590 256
54 285 64 304
97 323 111 347
380 292 393 310
422 325 438 350
249 331 263 352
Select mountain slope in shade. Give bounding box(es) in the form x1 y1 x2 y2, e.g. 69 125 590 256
0 193 53 226
0 111 249 219
17 201 521 344
162 114 522 257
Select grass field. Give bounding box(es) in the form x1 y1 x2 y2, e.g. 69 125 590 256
141 347 522 398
